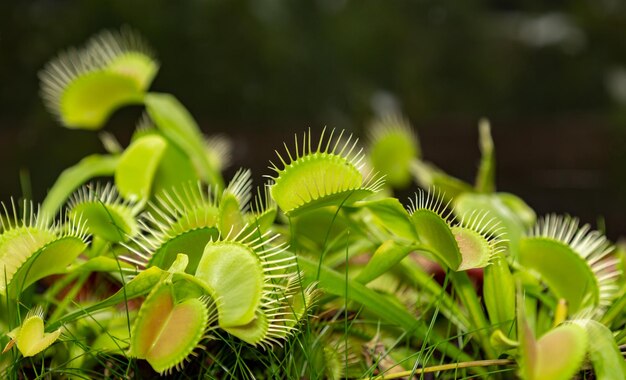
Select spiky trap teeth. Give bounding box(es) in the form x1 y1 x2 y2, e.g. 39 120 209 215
0 199 89 297
520 214 621 315
268 128 384 217
39 27 158 129
193 228 311 347
408 188 505 271
452 209 507 271
123 170 254 272
67 182 140 242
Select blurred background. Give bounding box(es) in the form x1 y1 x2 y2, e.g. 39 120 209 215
1 0 626 239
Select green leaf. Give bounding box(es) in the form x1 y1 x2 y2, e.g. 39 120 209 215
223 309 269 346
70 256 135 273
219 193 246 237
483 251 516 336
41 154 120 220
575 320 626 380
58 71 144 129
145 93 224 189
531 324 588 380
195 241 263 327
349 198 417 242
220 170 252 224
39 27 158 130
297 255 480 367
68 185 139 242
151 134 200 197
355 240 414 284
411 210 461 270
115 134 167 202
130 282 209 374
519 238 598 313
269 129 382 217
149 227 219 274
271 154 370 217
454 192 534 256
0 227 56 295
7 236 87 298
47 266 165 330
367 115 420 188
14 312 62 357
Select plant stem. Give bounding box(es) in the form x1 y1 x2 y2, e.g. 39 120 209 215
449 270 497 359
49 272 89 323
399 259 471 331
361 359 514 380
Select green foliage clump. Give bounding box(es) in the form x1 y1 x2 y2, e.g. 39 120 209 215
1 28 624 380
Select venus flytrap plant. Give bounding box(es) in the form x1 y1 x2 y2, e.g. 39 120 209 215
145 93 225 189
194 230 309 347
128 267 217 374
519 214 621 316
406 189 505 273
244 183 278 237
38 29 226 222
0 200 89 299
572 318 626 379
367 115 420 189
127 170 251 273
407 188 461 270
67 183 140 243
3 307 62 358
217 169 253 237
39 27 158 130
269 128 384 217
1 27 624 379
114 134 168 204
515 290 594 380
452 209 506 271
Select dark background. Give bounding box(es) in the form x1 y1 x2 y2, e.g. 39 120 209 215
1 1 626 239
